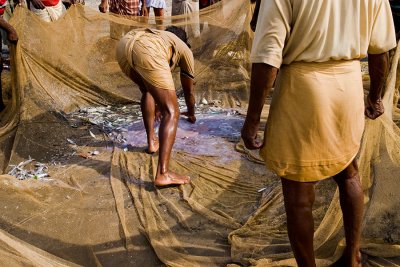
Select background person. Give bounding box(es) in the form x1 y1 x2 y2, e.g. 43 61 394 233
99 0 147 39
0 16 18 111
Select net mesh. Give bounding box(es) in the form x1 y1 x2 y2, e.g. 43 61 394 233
0 1 399 266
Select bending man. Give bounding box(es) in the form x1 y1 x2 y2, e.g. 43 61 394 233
241 0 396 266
117 26 196 187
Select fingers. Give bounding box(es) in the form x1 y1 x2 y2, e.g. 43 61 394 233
242 136 262 150
187 116 196 124
365 98 384 120
365 107 383 119
241 119 261 150
181 112 196 123
98 4 106 12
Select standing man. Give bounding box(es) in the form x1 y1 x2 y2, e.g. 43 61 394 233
171 0 200 38
99 0 148 39
98 0 145 16
241 0 396 266
0 15 18 111
116 26 196 187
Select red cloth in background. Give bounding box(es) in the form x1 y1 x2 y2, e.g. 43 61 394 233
41 0 60 7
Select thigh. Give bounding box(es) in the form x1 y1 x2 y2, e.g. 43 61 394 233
144 83 178 112
129 68 148 94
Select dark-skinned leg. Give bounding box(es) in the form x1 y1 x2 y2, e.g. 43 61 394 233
333 160 363 267
281 178 317 267
140 91 159 153
154 8 164 16
154 8 164 29
145 84 190 186
129 69 159 153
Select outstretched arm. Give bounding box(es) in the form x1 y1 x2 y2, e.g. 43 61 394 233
0 17 18 44
365 52 389 119
180 73 196 123
241 63 278 149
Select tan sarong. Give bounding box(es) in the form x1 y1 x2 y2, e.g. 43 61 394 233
30 0 65 22
116 30 175 90
260 60 365 182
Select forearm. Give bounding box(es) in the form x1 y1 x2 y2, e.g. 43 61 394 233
245 63 278 125
0 18 15 34
180 73 195 116
368 52 389 101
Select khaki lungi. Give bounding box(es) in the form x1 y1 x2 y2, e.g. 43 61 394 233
116 30 175 90
260 60 365 182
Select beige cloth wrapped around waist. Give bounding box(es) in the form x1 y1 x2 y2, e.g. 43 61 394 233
30 0 65 22
260 60 365 182
116 31 175 90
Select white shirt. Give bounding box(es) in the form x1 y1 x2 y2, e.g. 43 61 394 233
251 0 397 68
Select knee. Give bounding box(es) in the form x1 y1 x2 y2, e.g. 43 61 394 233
334 160 359 184
282 179 315 210
162 104 179 120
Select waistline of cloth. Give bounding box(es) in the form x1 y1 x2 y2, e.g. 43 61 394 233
281 60 360 72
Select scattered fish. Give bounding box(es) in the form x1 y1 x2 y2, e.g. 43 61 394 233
67 138 76 145
8 158 50 180
89 130 96 139
65 99 244 145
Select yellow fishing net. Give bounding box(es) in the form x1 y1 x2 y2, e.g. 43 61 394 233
0 1 399 266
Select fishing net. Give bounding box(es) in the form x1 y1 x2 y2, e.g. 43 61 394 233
0 1 399 266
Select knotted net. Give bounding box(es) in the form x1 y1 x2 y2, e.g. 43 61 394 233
0 1 399 266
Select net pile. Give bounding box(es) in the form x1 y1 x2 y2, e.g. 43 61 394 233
0 1 398 266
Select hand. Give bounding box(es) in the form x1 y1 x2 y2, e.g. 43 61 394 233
241 120 262 149
181 111 196 123
98 2 107 13
7 30 18 44
141 7 149 16
30 0 46 9
70 0 76 4
365 96 384 119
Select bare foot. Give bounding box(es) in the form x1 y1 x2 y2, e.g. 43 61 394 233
146 138 159 154
154 171 190 187
332 250 364 267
